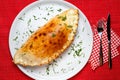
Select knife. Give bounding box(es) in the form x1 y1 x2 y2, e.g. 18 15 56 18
107 13 112 69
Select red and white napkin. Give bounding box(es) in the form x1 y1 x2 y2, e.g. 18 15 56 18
89 19 120 70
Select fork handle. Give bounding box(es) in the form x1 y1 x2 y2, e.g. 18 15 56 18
99 39 103 66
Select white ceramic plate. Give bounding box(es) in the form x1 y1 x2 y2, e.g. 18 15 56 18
9 0 93 80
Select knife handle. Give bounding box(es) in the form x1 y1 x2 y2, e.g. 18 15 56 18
108 41 112 69
99 39 103 66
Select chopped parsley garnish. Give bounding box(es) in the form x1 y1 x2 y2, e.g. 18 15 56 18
53 60 57 63
58 16 67 21
21 53 26 57
50 9 53 12
45 6 54 12
82 27 85 32
78 60 81 64
14 48 18 50
60 56 62 59
47 13 50 15
61 68 66 73
45 7 48 10
87 33 90 35
83 53 85 57
52 33 56 37
64 23 67 27
69 41 83 57
62 16 67 21
27 19 31 26
31 70 33 72
67 62 71 65
29 30 34 34
18 17 24 21
57 9 62 12
68 52 70 55
46 66 50 75
73 53 76 58
77 35 80 38
75 48 82 56
42 17 48 21
71 44 75 51
67 25 73 28
33 15 38 20
38 6 40 9
13 36 18 41
50 7 53 9
71 68 74 70
23 13 25 15
26 31 30 36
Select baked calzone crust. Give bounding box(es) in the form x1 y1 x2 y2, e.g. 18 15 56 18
13 9 79 66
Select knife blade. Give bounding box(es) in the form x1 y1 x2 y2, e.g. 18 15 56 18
107 13 112 69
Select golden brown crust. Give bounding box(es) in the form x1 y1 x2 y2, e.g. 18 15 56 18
13 9 79 66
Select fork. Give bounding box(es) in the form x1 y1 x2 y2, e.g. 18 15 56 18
97 20 104 66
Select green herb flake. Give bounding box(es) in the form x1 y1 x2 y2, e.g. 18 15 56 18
67 25 73 28
61 68 66 73
83 53 85 57
71 68 74 70
68 52 70 55
29 30 34 34
31 70 33 72
50 9 53 12
82 27 85 32
45 7 48 10
78 48 82 54
33 15 37 20
39 72 41 74
50 7 53 9
14 48 18 50
87 33 90 35
78 60 81 64
62 16 67 21
73 53 76 58
21 53 26 57
47 13 50 15
60 56 62 59
67 62 71 65
76 48 82 56
18 17 24 21
52 33 56 37
26 31 30 36
46 67 50 75
64 23 67 27
13 36 18 41
57 9 62 12
27 19 31 26
23 13 25 15
58 16 61 18
71 44 75 51
42 17 48 21
58 16 67 21
38 6 40 9
77 35 80 38
54 63 58 66
53 60 57 63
